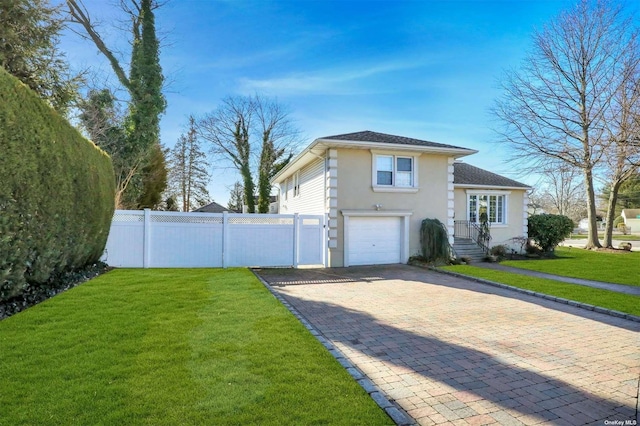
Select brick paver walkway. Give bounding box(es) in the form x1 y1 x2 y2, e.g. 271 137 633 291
256 265 640 425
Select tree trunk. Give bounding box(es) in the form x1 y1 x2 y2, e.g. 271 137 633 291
603 180 622 248
583 168 602 249
257 135 274 214
241 163 255 213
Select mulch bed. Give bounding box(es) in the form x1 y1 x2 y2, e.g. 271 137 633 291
0 263 112 321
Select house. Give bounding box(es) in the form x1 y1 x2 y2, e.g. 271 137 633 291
271 131 531 267
621 209 640 233
193 201 236 213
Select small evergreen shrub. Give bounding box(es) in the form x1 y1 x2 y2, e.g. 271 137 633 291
613 216 624 228
0 67 115 302
617 222 630 235
527 214 573 253
489 245 508 259
419 218 453 264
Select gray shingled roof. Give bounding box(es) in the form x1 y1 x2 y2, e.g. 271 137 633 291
193 201 236 213
622 209 640 218
454 162 530 188
321 130 469 151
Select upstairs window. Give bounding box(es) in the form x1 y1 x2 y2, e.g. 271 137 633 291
375 155 414 187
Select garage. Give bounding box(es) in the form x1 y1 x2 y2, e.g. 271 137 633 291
346 216 402 266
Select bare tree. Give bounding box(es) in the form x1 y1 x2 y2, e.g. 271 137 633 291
67 0 167 208
538 163 587 223
601 57 640 247
167 116 210 212
197 95 299 213
255 96 297 213
493 0 635 249
77 88 141 209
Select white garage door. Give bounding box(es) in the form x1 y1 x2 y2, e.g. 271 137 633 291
348 217 402 265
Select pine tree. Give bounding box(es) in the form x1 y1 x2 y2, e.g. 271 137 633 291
167 116 210 212
227 181 244 213
0 0 81 114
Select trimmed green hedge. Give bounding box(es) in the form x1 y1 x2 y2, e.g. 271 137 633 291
0 67 115 301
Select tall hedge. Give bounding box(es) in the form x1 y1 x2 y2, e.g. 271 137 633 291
0 67 115 302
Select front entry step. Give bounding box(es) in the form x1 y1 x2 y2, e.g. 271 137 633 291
453 238 486 262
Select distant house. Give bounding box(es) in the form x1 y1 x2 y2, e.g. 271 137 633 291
193 201 237 213
621 209 640 233
271 130 531 267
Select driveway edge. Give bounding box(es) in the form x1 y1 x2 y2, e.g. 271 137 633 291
433 267 640 323
251 269 416 426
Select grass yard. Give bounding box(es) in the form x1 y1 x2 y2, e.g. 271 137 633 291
440 265 640 317
0 269 391 426
502 246 640 286
568 234 640 241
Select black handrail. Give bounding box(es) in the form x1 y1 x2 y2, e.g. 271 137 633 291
454 220 491 254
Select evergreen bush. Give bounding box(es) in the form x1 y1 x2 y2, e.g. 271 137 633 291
0 67 115 302
613 215 624 228
527 214 573 253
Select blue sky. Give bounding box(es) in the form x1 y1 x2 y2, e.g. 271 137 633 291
60 0 576 206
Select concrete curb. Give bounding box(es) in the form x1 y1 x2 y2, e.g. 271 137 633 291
433 267 640 323
251 269 416 426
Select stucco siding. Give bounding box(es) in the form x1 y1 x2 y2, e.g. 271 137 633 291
332 148 450 266
279 158 325 215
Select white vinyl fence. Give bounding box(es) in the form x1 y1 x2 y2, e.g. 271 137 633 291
102 210 325 268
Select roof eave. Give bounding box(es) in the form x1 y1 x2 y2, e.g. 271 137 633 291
271 139 325 184
316 138 477 157
454 183 532 190
271 138 477 184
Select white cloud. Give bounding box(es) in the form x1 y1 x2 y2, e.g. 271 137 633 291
236 59 430 96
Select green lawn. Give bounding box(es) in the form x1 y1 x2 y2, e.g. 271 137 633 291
440 265 640 317
568 234 640 241
502 246 640 286
0 269 391 426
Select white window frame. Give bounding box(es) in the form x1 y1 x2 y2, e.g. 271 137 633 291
293 171 300 197
371 151 420 193
466 190 510 226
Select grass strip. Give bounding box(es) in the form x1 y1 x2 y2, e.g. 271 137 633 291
0 268 391 425
440 265 640 317
568 234 640 241
502 247 640 287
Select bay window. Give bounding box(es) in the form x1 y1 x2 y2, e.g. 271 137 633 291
468 193 507 225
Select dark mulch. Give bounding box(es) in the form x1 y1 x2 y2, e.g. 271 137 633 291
0 262 112 321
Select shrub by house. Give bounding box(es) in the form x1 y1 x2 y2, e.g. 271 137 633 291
0 67 115 302
528 214 574 253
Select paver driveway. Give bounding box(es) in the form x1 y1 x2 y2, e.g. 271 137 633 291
255 265 640 426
